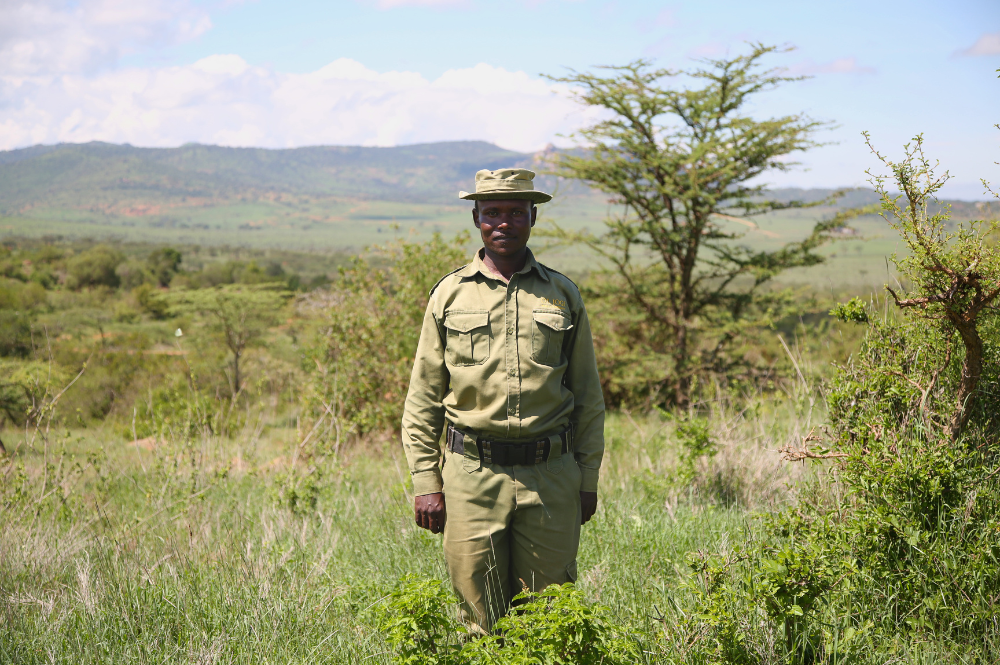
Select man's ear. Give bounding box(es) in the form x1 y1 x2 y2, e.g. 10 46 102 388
530 204 537 227
472 204 481 228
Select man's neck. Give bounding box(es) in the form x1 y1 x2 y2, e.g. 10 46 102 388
481 247 529 282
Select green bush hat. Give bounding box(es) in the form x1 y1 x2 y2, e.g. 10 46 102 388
459 168 552 203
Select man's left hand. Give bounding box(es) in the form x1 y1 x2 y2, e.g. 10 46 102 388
580 491 598 525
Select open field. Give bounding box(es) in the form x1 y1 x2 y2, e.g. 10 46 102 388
4 140 995 294
1 203 908 295
0 406 810 663
5 404 996 663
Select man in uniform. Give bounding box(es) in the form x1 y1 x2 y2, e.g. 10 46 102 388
400 167 605 632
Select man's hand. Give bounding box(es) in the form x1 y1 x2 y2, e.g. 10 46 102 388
580 491 598 525
415 492 447 534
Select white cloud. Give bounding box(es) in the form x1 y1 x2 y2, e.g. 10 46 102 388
790 57 876 76
955 32 1000 57
0 57 600 152
372 0 469 8
0 0 211 77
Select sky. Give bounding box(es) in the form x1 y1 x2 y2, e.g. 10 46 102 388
1 0 998 198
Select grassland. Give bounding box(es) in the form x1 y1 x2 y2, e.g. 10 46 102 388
4 140 995 293
0 404 811 663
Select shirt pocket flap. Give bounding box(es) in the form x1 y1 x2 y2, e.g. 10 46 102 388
443 310 489 333
533 310 573 332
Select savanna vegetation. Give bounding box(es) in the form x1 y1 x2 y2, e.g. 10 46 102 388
1 50 998 665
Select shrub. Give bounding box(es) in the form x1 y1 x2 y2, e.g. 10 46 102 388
682 135 1000 662
147 247 182 286
134 283 170 319
300 233 468 442
0 311 33 358
371 576 641 665
66 245 125 289
116 258 154 290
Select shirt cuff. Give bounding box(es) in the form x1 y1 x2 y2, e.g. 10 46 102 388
412 468 444 496
578 465 600 493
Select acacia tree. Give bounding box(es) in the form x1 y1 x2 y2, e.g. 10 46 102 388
867 132 1000 439
179 285 287 397
546 44 851 407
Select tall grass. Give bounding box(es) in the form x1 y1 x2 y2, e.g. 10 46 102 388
0 396 808 663
2 397 995 662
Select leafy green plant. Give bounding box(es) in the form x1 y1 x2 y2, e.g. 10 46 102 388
466 584 642 665
829 297 868 325
65 245 125 290
371 576 641 665
302 233 468 441
682 135 1000 662
371 575 464 665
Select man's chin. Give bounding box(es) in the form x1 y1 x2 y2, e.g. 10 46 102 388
488 241 526 256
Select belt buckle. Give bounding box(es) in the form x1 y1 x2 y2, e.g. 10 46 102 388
535 440 545 464
481 440 492 464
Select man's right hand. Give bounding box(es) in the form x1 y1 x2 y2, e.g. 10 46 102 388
415 492 447 534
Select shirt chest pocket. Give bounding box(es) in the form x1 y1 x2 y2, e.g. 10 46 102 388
443 310 491 367
531 310 573 367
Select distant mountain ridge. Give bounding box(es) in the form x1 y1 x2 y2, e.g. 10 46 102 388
1 141 994 232
0 141 530 215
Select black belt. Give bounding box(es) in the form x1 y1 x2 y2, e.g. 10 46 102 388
446 423 572 466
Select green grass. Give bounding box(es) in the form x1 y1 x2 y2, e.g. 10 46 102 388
0 405 809 663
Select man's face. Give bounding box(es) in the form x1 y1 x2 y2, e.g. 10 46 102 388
472 199 537 257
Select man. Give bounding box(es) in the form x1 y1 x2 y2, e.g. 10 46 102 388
400 167 605 633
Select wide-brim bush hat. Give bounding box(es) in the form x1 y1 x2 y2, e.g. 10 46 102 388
459 168 552 203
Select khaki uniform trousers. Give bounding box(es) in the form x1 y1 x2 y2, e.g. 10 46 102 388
441 434 582 632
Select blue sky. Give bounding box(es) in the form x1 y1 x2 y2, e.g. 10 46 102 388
1 0 998 197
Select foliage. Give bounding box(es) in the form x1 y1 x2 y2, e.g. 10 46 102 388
0 310 35 358
134 283 170 319
371 575 465 665
66 245 125 290
302 232 469 441
371 576 641 665
865 133 1000 438
471 584 642 664
682 138 1000 662
173 284 289 397
828 297 868 325
544 44 862 407
148 247 183 287
0 359 69 426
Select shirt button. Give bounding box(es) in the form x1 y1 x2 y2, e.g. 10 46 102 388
508 368 516 376
507 327 514 335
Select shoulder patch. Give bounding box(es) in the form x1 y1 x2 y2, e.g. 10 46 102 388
428 264 469 298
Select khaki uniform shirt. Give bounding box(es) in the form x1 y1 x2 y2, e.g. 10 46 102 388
401 248 605 496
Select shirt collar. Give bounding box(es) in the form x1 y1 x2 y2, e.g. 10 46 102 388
460 247 549 283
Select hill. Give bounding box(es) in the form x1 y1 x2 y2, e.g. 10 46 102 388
0 140 540 213
0 141 995 289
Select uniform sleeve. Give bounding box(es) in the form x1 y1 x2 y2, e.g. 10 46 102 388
564 297 606 493
400 295 450 496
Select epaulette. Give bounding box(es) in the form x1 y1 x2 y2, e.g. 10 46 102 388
539 263 579 288
428 264 469 297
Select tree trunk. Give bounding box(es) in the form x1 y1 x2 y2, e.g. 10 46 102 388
673 323 690 407
232 351 242 398
949 316 983 440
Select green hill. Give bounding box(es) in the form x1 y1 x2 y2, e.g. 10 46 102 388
0 141 542 250
1 141 995 290
0 140 534 209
